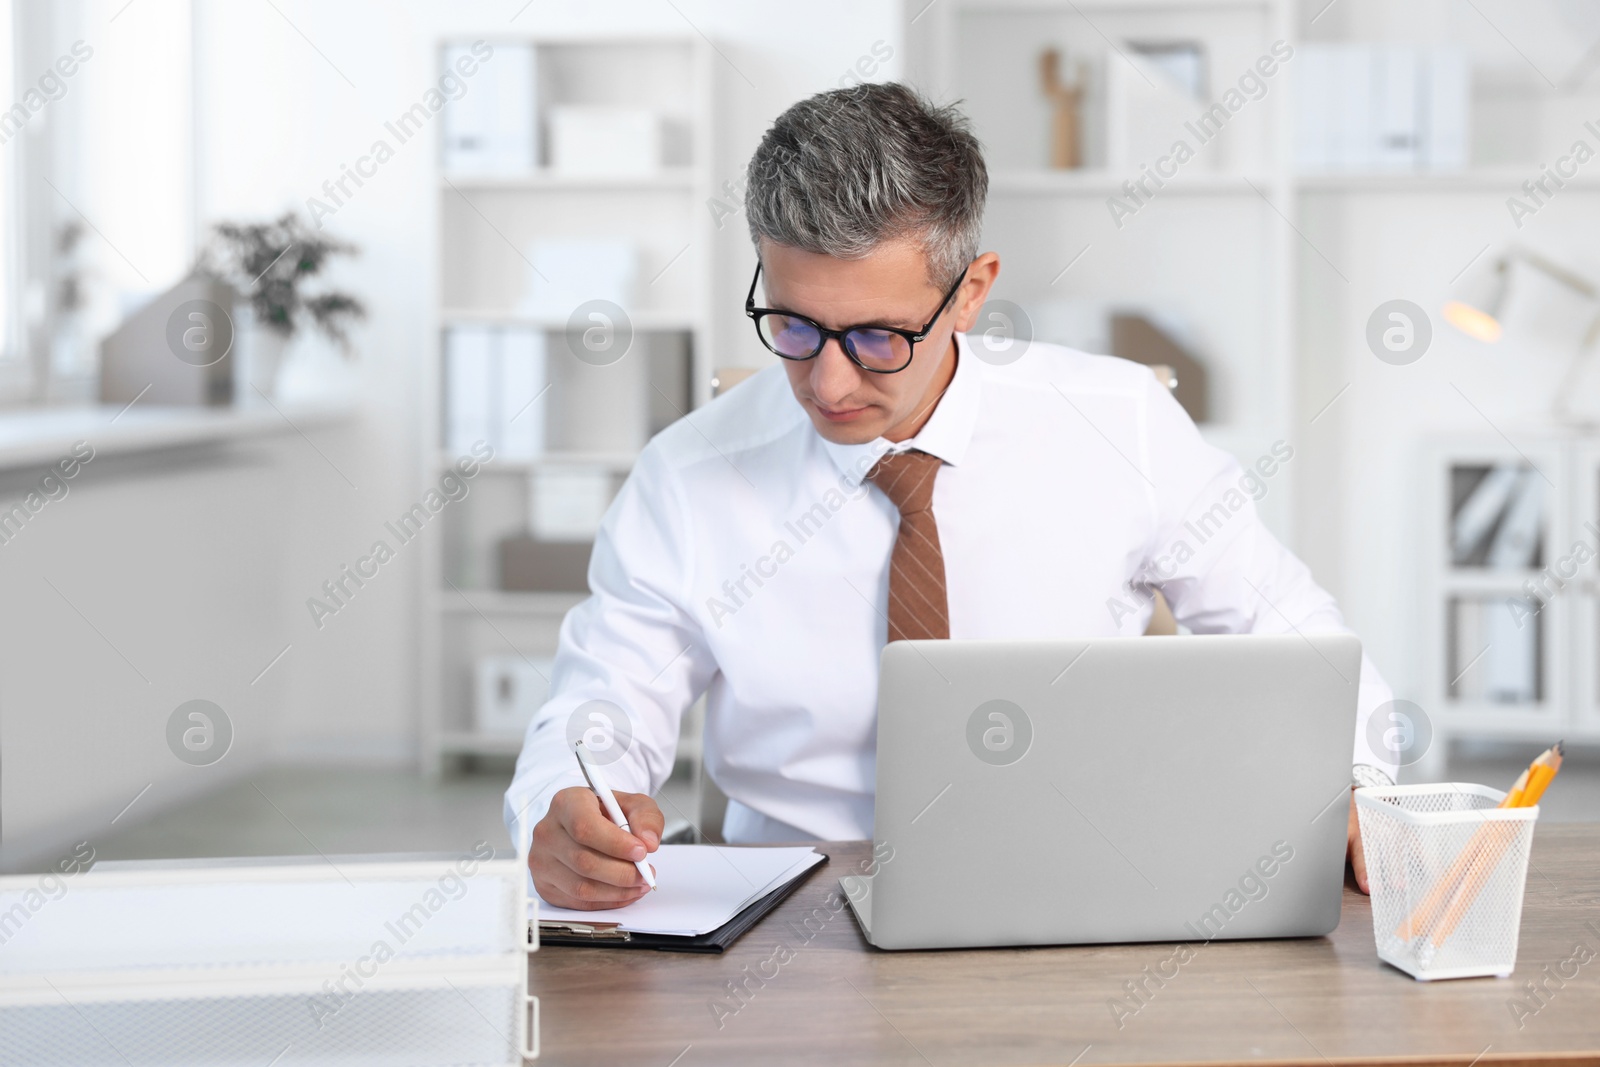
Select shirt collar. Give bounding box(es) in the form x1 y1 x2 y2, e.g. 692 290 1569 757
820 330 982 488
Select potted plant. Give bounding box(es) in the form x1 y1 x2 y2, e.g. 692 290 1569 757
198 212 366 396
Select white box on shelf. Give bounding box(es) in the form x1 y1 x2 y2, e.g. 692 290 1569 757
476 654 556 736
442 42 536 174
1105 51 1210 172
547 105 661 177
531 466 614 540
519 240 639 320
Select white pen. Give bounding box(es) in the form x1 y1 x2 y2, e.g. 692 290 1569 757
573 739 657 891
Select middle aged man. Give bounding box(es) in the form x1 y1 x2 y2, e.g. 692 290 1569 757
506 82 1398 911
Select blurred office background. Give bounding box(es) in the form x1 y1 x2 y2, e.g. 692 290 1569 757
1 0 1598 871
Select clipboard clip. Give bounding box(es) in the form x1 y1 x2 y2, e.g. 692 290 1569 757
538 920 633 942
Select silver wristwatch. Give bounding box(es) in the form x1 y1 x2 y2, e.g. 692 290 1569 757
1352 763 1395 790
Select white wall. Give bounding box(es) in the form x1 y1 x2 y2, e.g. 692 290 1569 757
1 0 905 864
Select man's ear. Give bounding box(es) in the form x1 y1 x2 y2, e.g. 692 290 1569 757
951 252 1001 333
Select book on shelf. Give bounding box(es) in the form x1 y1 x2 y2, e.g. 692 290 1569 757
1451 465 1523 566
1370 46 1419 170
441 42 536 174
444 325 547 461
1485 471 1543 570
1453 597 1538 705
1483 599 1538 704
1296 44 1468 173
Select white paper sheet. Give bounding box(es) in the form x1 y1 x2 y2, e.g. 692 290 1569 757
533 845 823 936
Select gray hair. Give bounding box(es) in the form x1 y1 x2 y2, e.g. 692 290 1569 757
744 82 987 291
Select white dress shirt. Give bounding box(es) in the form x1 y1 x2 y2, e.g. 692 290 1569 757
504 332 1396 852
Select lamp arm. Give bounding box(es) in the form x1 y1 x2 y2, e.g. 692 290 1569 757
1550 311 1600 426
1509 247 1600 301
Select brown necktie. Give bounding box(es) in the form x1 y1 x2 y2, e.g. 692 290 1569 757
866 449 950 642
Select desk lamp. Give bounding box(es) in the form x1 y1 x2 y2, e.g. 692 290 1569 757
1443 247 1600 424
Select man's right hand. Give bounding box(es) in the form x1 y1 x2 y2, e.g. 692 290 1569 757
530 786 663 910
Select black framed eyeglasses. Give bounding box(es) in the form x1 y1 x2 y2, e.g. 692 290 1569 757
744 262 967 374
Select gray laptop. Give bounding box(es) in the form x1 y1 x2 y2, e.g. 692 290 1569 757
842 634 1361 950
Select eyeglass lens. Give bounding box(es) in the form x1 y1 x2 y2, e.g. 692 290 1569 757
757 314 911 370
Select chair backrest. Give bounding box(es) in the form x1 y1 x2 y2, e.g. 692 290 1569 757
1143 363 1180 636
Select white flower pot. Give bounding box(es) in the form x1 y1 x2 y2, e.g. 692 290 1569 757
234 307 292 404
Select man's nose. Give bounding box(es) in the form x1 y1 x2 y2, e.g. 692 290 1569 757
810 337 862 404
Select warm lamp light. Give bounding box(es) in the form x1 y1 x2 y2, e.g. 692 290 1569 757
1441 300 1503 343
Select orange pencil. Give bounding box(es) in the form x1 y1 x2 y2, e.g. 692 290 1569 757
1518 743 1564 807
1499 767 1531 810
1423 742 1564 952
1394 743 1561 942
1426 819 1521 950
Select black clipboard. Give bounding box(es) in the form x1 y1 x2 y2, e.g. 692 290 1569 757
533 854 825 954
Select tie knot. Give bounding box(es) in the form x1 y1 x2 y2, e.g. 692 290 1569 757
866 449 942 516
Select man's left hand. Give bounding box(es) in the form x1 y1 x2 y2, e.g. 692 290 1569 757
1346 791 1369 894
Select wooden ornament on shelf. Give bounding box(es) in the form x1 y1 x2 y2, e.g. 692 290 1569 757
1039 48 1084 170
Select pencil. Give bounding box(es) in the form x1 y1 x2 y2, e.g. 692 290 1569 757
1499 766 1531 810
1394 742 1562 943
1423 742 1565 951
1517 742 1565 807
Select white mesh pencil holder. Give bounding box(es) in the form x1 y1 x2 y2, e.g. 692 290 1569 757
1355 783 1538 981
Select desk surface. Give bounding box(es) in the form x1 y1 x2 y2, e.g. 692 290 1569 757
529 827 1600 1066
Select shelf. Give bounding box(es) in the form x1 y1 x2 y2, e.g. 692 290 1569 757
949 0 1275 12
990 169 1278 196
437 731 528 756
1001 168 1600 197
1297 168 1600 194
1439 569 1546 593
0 401 355 472
438 589 587 616
988 168 1590 197
440 309 703 332
1435 706 1561 731
441 451 637 472
440 167 699 192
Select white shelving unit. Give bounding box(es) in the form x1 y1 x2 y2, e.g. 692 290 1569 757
908 0 1299 534
421 33 714 773
907 2 1600 765
1422 434 1600 755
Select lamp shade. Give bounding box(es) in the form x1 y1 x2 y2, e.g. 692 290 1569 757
1442 257 1509 344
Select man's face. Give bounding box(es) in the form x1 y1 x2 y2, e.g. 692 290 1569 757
759 237 996 445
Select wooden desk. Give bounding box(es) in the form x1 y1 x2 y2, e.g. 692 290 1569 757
529 827 1600 1066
